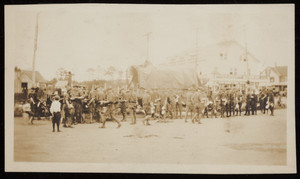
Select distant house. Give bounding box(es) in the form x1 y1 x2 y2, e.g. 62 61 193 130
159 40 269 90
14 68 46 93
260 66 287 91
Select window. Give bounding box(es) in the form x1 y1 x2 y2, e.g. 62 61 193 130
270 77 274 82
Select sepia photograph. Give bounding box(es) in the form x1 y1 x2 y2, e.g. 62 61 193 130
5 4 296 173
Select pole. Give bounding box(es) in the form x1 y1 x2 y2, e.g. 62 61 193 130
196 28 199 70
244 25 249 79
32 13 40 88
144 32 152 62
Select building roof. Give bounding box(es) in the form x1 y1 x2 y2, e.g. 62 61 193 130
21 70 45 83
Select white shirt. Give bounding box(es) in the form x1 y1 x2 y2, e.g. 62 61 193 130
50 100 61 114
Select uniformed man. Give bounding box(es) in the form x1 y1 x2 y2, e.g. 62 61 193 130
82 90 95 124
62 92 75 128
70 86 84 124
142 90 152 118
268 90 275 116
236 91 243 116
230 90 235 116
262 90 268 114
128 88 138 125
166 89 175 119
28 88 39 123
175 89 183 119
250 90 257 115
94 87 105 122
159 89 168 121
244 91 251 116
119 88 128 122
99 88 121 128
184 88 195 122
219 89 226 118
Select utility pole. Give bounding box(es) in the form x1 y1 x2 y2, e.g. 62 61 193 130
195 28 199 70
144 32 152 62
244 25 249 79
32 12 40 88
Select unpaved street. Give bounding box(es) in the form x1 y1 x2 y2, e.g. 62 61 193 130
14 109 286 165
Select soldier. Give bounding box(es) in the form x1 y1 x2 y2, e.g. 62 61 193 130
159 89 168 121
209 92 218 118
99 88 121 128
250 90 257 115
128 88 138 125
262 90 268 114
175 89 183 119
191 88 202 124
230 90 235 116
82 91 95 124
119 88 128 122
143 90 152 117
244 91 251 116
225 90 231 117
94 87 106 122
28 88 39 123
166 89 175 119
236 91 243 116
62 92 75 128
219 89 226 118
70 86 84 124
268 90 275 116
136 88 147 117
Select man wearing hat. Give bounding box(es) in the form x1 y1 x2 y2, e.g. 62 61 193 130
50 95 62 132
184 88 195 122
99 101 121 128
119 88 128 122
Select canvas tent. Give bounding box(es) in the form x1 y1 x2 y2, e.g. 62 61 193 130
128 61 201 89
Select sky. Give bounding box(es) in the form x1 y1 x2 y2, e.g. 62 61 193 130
5 4 294 82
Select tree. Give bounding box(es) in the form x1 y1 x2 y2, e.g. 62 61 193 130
104 66 116 80
56 68 69 80
118 70 124 80
51 77 58 84
86 68 95 80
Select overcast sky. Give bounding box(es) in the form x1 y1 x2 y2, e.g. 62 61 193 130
5 4 294 82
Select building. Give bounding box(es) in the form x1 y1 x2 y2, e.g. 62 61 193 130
14 68 46 93
260 66 288 93
160 40 269 90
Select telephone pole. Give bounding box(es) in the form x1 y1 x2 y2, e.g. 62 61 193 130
195 28 199 70
144 32 152 62
32 12 40 88
244 25 249 79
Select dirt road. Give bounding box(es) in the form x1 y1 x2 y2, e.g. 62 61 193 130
14 109 286 165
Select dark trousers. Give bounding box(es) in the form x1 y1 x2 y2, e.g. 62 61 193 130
120 103 127 120
269 103 274 115
175 103 182 118
238 102 242 116
52 112 61 131
73 101 82 123
226 104 230 117
245 103 250 115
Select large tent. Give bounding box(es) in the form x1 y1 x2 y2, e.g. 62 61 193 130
128 61 201 89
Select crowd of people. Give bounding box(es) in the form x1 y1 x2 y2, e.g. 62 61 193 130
21 85 281 132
